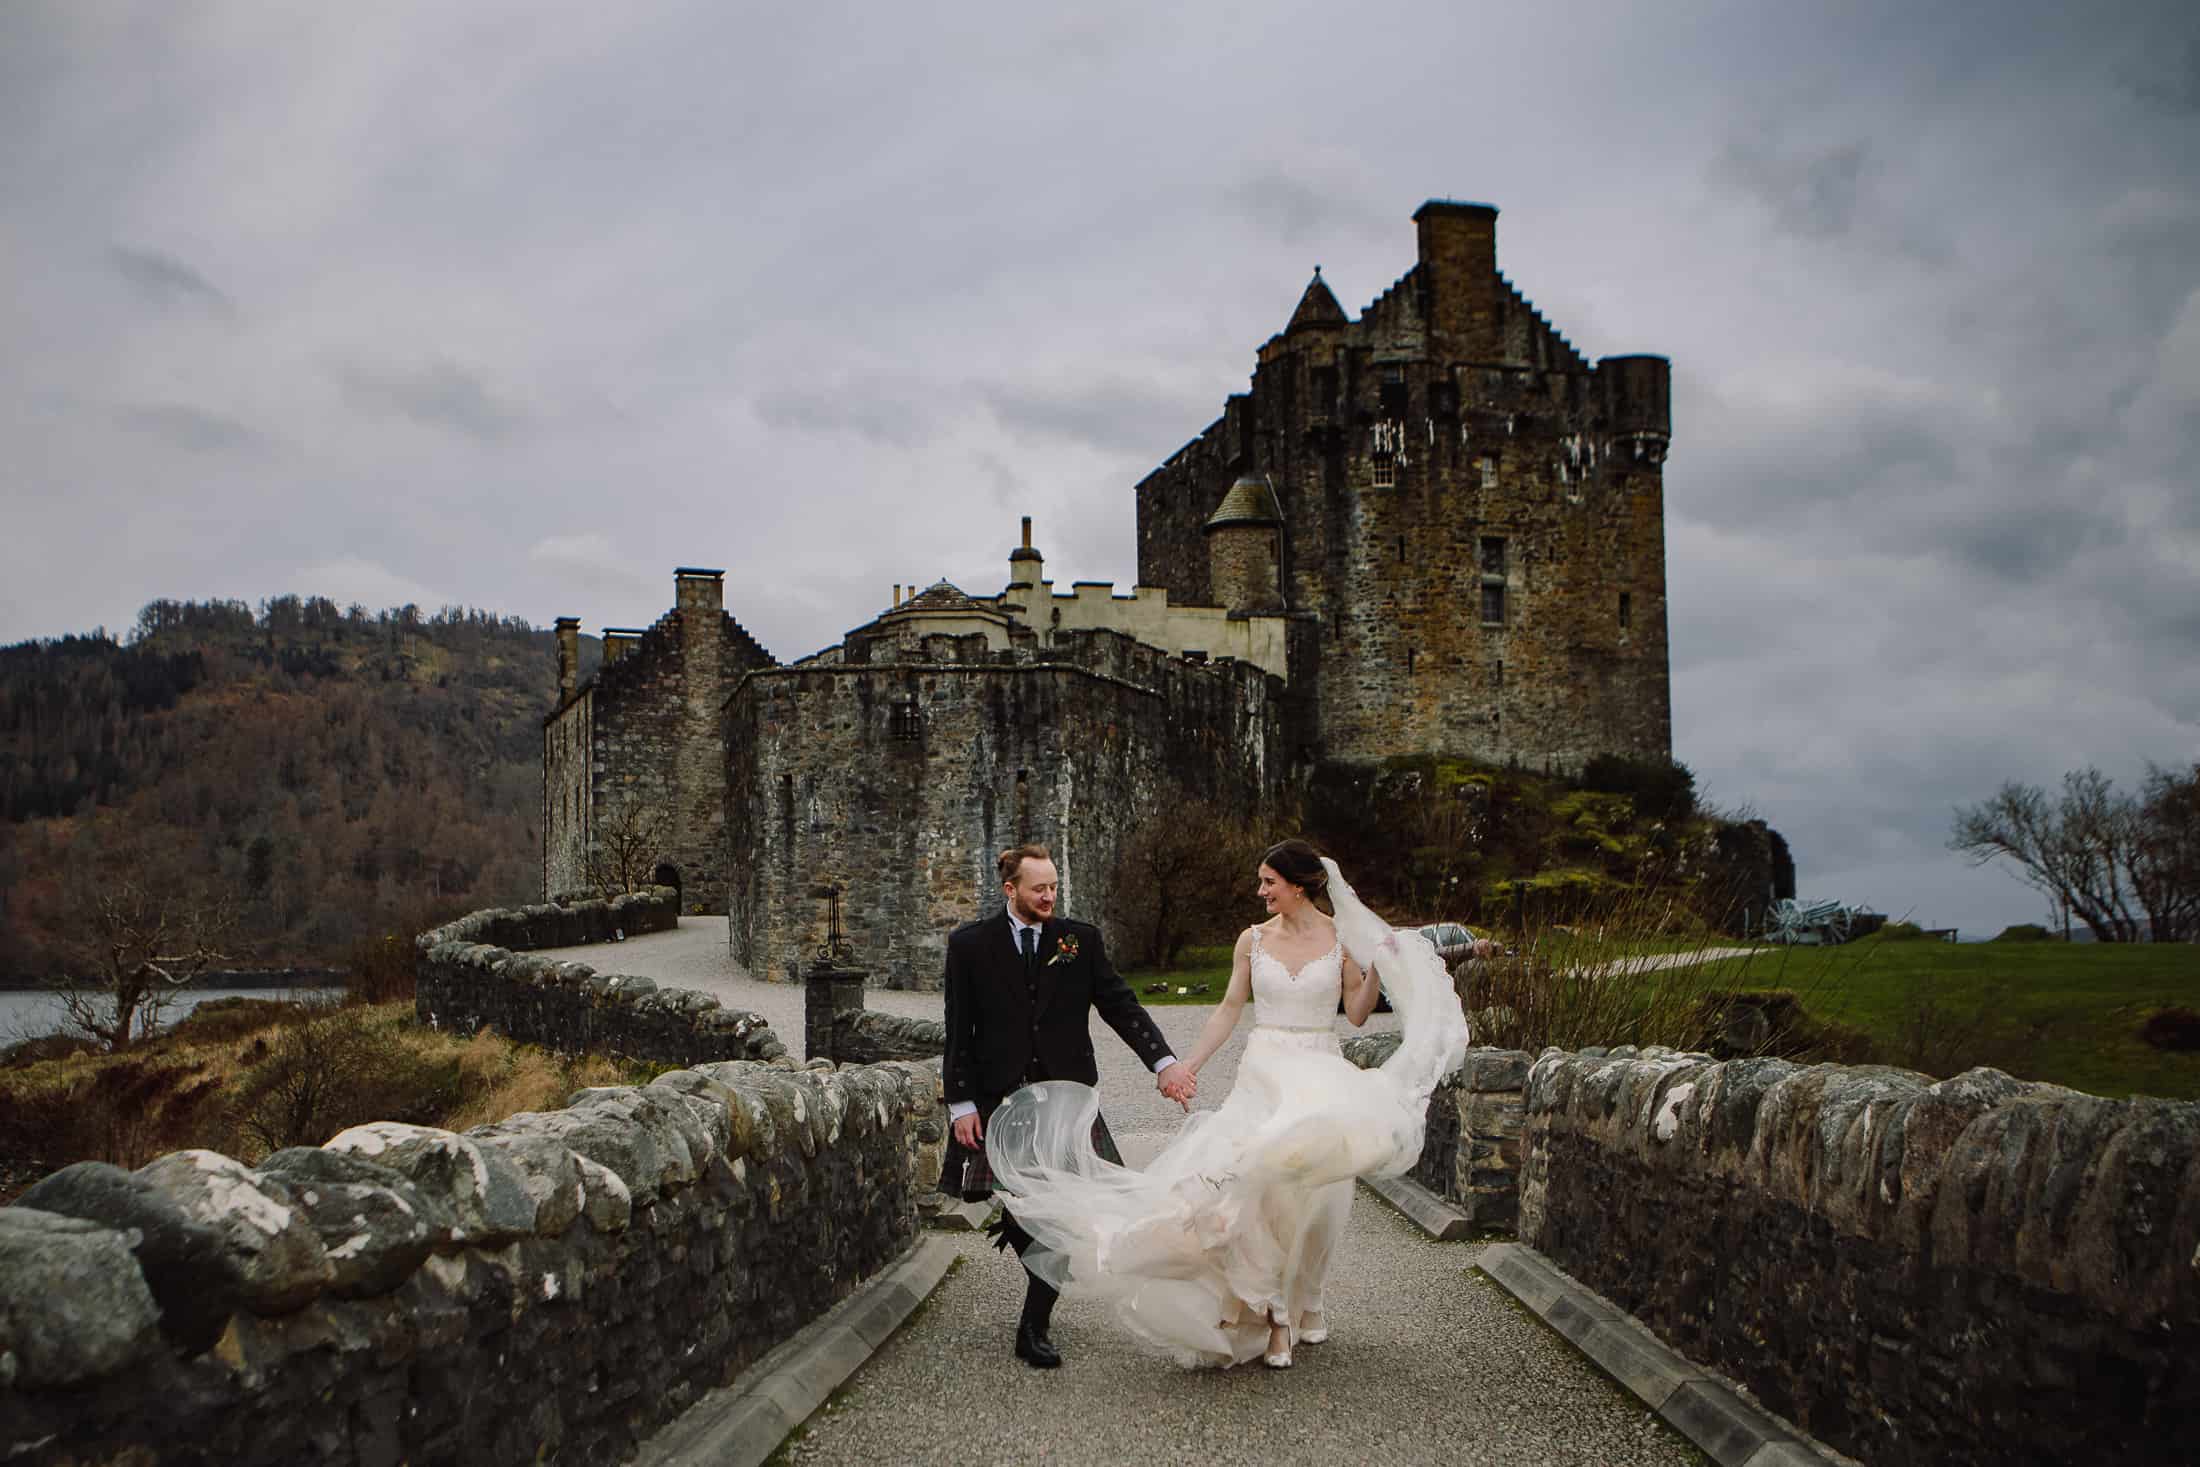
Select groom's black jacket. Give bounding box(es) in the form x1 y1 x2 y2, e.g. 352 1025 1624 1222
940 911 1171 1110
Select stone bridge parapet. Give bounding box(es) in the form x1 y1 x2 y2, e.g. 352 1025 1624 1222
415 888 788 1066
0 1058 944 1465
1518 1046 2200 1467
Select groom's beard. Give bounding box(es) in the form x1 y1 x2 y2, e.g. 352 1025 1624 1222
1012 895 1051 925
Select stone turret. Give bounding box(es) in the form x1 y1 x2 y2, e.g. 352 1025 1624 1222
1203 475 1283 614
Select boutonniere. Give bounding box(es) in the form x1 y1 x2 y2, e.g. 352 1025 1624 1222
1046 933 1080 967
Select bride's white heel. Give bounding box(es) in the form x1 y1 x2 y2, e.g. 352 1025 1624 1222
1298 1310 1328 1345
1263 1317 1292 1368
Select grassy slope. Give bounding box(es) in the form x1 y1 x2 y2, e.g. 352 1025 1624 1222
1692 936 2200 1100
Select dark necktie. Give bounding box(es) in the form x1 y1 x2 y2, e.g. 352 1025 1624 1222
1020 925 1037 986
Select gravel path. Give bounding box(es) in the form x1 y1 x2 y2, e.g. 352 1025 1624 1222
538 919 1708 1466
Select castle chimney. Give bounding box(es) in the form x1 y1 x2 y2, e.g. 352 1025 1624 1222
1413 200 1503 361
892 584 902 607
1008 515 1044 588
554 616 580 700
602 628 643 665
674 567 724 614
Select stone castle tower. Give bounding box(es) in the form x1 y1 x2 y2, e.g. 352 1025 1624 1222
542 569 776 910
1135 201 1673 771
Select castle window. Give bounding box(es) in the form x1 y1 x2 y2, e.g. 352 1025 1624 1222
1406 648 1417 674
888 695 923 742
1396 535 1406 563
1372 447 1396 489
1481 584 1506 625
1379 364 1407 420
1493 658 1504 689
1479 456 1497 489
1480 537 1507 577
1619 593 1632 630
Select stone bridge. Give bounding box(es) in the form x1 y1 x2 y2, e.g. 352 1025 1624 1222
3 903 2193 1466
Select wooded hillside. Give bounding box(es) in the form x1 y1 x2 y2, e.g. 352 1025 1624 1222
0 597 595 981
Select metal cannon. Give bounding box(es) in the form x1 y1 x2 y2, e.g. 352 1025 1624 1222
1761 897 1859 945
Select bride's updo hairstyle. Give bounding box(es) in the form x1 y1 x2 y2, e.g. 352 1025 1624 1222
1261 838 1332 912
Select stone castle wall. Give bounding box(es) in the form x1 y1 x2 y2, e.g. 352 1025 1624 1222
1135 205 1671 773
0 1060 938 1467
726 626 1283 989
1519 1048 2200 1467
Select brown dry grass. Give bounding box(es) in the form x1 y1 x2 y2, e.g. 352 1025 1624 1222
0 999 667 1200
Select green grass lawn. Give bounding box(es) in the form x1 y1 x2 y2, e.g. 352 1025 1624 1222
1127 945 1238 1004
1682 935 2200 1100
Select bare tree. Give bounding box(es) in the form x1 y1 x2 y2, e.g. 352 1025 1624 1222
1950 768 2166 942
2133 763 2200 943
584 792 663 899
1106 799 1262 969
50 867 237 1052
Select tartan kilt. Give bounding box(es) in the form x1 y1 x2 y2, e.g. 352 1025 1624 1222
939 1106 1124 1201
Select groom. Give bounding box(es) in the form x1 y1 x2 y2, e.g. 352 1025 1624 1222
939 842 1196 1368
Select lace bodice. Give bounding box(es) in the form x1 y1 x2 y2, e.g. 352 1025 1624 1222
1247 925 1345 1029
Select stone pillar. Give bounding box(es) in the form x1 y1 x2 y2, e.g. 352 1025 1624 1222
1452 1048 1531 1231
803 960 868 1062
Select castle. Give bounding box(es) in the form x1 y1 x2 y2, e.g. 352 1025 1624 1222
543 201 1673 986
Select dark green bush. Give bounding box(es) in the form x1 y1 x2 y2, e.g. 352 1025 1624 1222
1991 923 2055 943
2139 1008 2200 1052
1579 754 1698 824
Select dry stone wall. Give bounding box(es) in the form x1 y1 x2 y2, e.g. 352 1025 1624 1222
1519 1047 2200 1467
0 1058 944 1466
415 891 788 1066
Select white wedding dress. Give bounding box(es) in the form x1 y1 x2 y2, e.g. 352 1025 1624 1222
986 859 1469 1367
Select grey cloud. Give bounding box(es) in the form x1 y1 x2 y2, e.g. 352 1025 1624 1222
1716 138 1872 241
116 403 265 456
1228 171 1388 250
2127 36 2200 115
108 246 234 316
751 381 935 447
981 377 1197 458
334 359 522 442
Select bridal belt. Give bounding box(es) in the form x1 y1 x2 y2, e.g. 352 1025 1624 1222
1253 1022 1335 1034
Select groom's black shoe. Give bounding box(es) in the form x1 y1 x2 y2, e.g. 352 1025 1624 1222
1014 1319 1062 1369
1015 1273 1062 1368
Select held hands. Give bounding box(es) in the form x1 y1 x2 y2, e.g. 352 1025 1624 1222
1156 1061 1197 1110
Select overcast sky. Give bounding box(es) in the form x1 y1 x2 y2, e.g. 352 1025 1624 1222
4 2 2196 936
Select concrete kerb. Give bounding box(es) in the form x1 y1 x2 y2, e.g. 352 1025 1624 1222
1475 1244 1847 1467
1358 1172 1474 1241
633 1236 957 1467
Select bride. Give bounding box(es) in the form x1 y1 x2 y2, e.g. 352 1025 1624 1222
984 839 1469 1369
